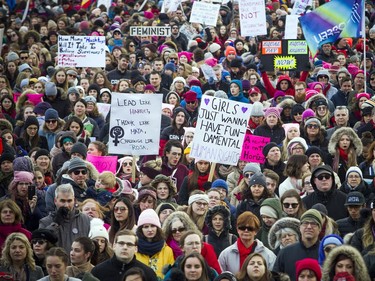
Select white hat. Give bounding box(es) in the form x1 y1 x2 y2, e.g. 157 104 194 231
89 218 109 241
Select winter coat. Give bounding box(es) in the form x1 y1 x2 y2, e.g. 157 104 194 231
236 197 265 220
227 80 249 103
39 209 91 255
336 215 366 238
39 119 65 150
43 89 71 118
273 240 320 281
359 160 375 185
218 240 276 273
322 245 370 281
91 255 158 281
160 160 189 192
0 264 43 281
254 124 285 145
339 180 375 205
330 90 351 107
227 168 242 198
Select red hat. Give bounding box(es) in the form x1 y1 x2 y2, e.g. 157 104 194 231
184 91 197 102
296 259 321 281
225 46 236 57
249 87 261 94
144 84 156 92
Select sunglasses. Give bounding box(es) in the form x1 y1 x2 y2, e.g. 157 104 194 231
171 227 186 234
371 77 375 81
238 226 255 231
306 124 319 129
73 169 87 175
244 173 254 178
319 75 329 79
46 120 57 124
123 162 132 166
316 173 331 180
20 56 28 59
32 239 46 245
186 101 196 104
283 203 299 209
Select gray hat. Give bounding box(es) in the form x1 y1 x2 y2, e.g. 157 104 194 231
243 163 261 175
67 87 79 96
66 69 78 77
70 142 88 159
250 102 264 117
84 95 97 104
209 43 221 54
20 78 29 88
214 90 228 99
45 108 59 120
45 82 57 96
7 51 19 62
345 191 365 206
68 157 87 173
248 172 267 188
18 63 32 73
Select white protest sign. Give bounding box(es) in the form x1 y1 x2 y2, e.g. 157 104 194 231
190 2 220 26
179 23 198 40
168 0 181 12
130 26 172 37
57 36 106 68
201 64 218 82
190 96 251 165
108 93 162 156
239 0 267 37
161 0 171 13
284 15 299 39
97 103 111 119
292 0 312 15
97 0 111 9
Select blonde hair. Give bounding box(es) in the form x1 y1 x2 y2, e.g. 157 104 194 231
98 171 116 187
1 233 36 270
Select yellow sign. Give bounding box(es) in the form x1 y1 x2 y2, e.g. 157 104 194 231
273 56 297 70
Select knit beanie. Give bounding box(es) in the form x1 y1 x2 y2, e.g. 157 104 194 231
250 102 264 117
165 62 176 72
248 172 267 188
300 209 323 228
260 205 278 219
0 153 15 165
144 84 156 92
211 179 228 193
274 90 285 99
311 203 328 216
305 117 321 128
243 163 261 175
291 104 305 116
157 203 176 216
84 95 97 104
322 236 343 247
70 142 88 159
34 102 52 115
13 157 34 172
296 259 322 281
89 218 109 241
346 166 363 180
137 209 161 228
288 137 308 152
13 171 34 183
138 188 157 201
45 82 57 96
35 149 50 160
68 157 87 172
24 116 39 129
44 108 59 121
88 84 100 94
282 123 300 135
209 43 221 53
242 80 251 91
264 107 282 119
262 142 279 157
225 46 236 57
184 91 197 102
188 193 209 205
302 109 316 121
306 146 324 158
140 166 159 179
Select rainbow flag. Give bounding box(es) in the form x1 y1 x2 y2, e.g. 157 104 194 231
299 0 363 56
81 0 91 9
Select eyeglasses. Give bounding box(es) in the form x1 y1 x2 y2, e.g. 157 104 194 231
46 120 57 124
171 227 186 234
283 203 299 209
72 169 87 175
306 124 319 129
244 173 254 178
11 33 17 37
294 112 303 116
116 241 136 247
238 226 255 231
20 56 28 59
292 146 303 151
371 77 375 81
123 162 132 166
301 221 319 227
32 239 47 245
295 88 304 92
317 106 326 111
316 173 331 181
114 206 128 212
318 75 329 79
195 201 208 207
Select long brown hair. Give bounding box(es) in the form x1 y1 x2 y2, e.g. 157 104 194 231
236 253 272 281
180 253 209 281
280 189 306 218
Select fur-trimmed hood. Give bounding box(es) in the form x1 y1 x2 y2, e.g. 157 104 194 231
0 118 13 131
305 93 328 109
322 245 370 281
268 217 300 250
277 98 296 109
162 211 198 240
205 205 231 231
328 127 363 156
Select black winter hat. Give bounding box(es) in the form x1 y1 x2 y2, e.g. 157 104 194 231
291 104 305 116
70 142 88 159
32 228 58 244
0 153 15 164
23 116 39 129
88 83 101 95
248 172 267 188
306 146 324 159
262 142 279 157
34 149 50 160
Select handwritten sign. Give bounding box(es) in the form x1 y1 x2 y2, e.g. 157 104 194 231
97 103 111 119
57 35 106 67
86 154 118 173
240 135 270 163
190 96 251 165
190 2 220 26
261 41 282 54
239 0 267 37
288 40 308 54
130 26 172 37
284 15 300 39
292 0 312 15
97 0 111 9
108 93 162 155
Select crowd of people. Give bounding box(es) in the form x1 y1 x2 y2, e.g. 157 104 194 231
1 0 375 280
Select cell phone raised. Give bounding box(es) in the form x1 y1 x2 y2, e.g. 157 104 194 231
28 185 36 200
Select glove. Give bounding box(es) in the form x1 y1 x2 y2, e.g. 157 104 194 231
203 181 212 190
54 206 70 225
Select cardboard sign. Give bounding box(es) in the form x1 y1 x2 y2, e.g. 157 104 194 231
240 135 270 163
86 154 118 173
108 93 162 156
129 26 172 37
190 96 251 166
284 15 300 39
292 0 313 15
260 39 309 71
57 36 106 67
97 103 111 119
189 2 220 26
239 0 267 37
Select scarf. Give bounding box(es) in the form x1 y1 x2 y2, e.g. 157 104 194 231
339 147 348 162
137 238 165 256
167 238 183 259
237 238 256 268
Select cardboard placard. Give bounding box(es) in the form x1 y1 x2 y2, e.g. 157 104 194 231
86 154 118 173
239 0 267 37
189 2 220 26
129 26 172 37
240 135 270 163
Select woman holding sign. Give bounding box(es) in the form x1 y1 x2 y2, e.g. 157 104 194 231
254 107 285 145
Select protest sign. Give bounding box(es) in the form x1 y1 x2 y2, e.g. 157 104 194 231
201 64 218 82
86 154 118 173
189 2 220 26
97 103 111 119
97 0 111 9
291 0 312 15
167 0 181 12
57 35 106 68
179 23 198 40
130 26 171 37
260 39 309 71
239 0 267 37
190 96 251 166
108 93 162 156
284 15 300 39
240 135 270 164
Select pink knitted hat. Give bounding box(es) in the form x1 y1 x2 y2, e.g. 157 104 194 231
263 107 282 119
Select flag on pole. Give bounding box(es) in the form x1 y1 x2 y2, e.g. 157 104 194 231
6 0 16 11
299 0 363 56
81 0 91 9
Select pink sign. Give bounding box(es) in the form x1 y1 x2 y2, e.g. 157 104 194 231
86 154 118 173
240 134 270 164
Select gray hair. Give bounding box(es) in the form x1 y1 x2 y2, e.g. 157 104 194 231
55 184 74 198
334 106 349 116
